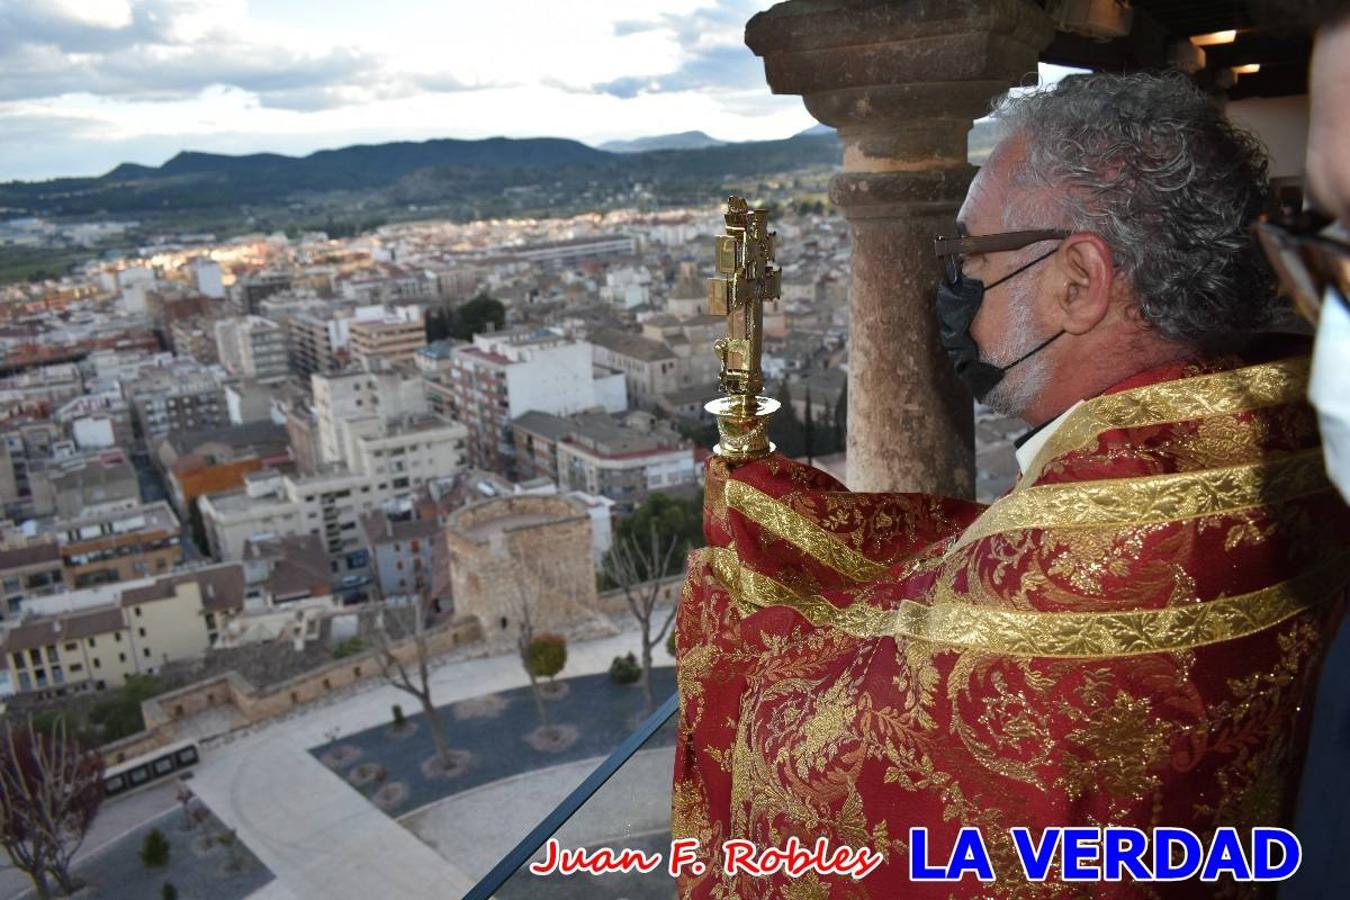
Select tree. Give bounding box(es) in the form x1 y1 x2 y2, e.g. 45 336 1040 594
450 293 505 341
140 828 170 869
525 634 567 690
504 558 593 737
424 306 453 343
174 781 198 832
87 674 164 742
834 380 848 454
609 653 642 684
512 583 553 730
803 386 816 465
604 492 701 586
371 599 457 771
768 381 805 459
601 522 681 713
0 718 105 897
331 635 365 659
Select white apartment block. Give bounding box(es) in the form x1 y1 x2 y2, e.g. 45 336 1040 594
191 258 226 299
201 372 468 568
215 316 290 382
447 327 625 476
349 306 427 368
601 266 652 309
312 367 428 467
506 234 636 266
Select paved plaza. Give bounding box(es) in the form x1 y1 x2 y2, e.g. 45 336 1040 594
4 619 678 900
197 622 674 898
311 668 677 818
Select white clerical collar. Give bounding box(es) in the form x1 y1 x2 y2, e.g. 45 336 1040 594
1014 400 1085 474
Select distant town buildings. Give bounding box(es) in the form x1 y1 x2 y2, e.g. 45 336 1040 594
0 201 855 706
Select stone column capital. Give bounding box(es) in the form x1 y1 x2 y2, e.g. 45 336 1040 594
746 0 1054 109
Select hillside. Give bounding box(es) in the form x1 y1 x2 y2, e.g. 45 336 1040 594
598 131 727 153
0 132 840 220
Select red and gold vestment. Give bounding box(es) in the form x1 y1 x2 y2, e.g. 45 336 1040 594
671 352 1349 898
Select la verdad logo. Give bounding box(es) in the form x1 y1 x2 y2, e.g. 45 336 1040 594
908 826 1300 883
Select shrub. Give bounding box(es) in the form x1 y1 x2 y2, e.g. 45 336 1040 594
161 883 178 900
391 704 406 729
609 652 641 685
525 633 568 682
141 828 170 869
332 636 365 659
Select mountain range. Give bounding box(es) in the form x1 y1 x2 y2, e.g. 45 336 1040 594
0 129 841 221
598 130 727 153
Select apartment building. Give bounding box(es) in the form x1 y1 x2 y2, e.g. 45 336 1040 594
311 366 428 467
199 416 467 572
513 410 696 516
504 234 636 267
0 565 242 698
197 471 305 565
29 450 140 520
348 307 426 369
587 328 681 406
155 422 290 522
54 393 135 450
447 327 625 476
282 312 341 378
214 315 290 382
124 364 229 439
230 272 292 314
42 501 182 590
359 502 440 602
0 541 64 622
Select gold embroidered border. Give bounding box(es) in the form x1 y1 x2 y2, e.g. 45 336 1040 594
947 448 1330 556
1021 357 1310 485
724 479 889 582
707 546 896 635
705 547 1346 658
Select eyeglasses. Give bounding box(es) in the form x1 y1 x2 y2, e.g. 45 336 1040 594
933 229 1072 285
1253 219 1350 325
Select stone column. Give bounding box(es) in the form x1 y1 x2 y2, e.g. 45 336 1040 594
746 0 1054 497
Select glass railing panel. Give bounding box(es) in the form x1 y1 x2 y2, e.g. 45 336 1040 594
463 687 679 900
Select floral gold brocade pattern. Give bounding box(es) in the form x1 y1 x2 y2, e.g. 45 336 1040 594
671 354 1349 899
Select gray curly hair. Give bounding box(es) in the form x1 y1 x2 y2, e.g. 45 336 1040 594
992 70 1276 351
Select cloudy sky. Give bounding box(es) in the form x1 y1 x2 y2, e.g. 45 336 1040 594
0 1 1065 183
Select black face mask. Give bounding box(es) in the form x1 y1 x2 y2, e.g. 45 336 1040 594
934 247 1065 401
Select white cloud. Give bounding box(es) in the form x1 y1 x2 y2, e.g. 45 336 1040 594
0 0 815 180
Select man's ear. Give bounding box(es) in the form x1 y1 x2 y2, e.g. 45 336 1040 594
1055 233 1114 335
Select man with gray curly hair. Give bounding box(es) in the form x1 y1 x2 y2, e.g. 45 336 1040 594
936 70 1279 428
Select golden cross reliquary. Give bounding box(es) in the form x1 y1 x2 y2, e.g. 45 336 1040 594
704 195 781 461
